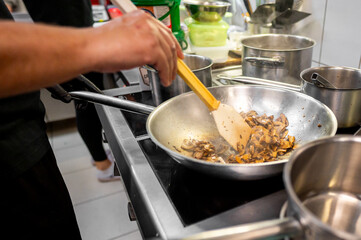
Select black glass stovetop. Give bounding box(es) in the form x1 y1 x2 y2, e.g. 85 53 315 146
119 91 359 227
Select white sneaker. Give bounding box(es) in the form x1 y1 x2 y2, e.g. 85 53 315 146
96 160 121 182
105 149 115 162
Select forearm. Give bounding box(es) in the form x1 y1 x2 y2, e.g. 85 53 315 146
0 11 183 98
0 21 94 98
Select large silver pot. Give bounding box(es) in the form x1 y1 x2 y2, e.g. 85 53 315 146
185 135 361 240
146 54 213 105
69 85 337 180
242 34 315 85
301 66 361 128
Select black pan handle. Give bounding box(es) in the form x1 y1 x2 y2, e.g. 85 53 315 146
46 84 72 103
69 91 155 115
76 74 104 93
46 74 103 103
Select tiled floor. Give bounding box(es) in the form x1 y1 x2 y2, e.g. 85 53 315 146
47 119 142 240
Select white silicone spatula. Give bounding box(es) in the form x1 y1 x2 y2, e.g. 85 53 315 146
111 0 251 151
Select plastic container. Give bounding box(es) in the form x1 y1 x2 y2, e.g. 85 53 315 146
190 43 231 63
185 17 229 47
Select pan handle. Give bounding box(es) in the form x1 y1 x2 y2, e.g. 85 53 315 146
184 217 303 240
244 56 285 67
217 75 301 92
69 91 155 115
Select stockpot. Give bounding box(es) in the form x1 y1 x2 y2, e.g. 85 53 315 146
145 54 213 106
301 66 361 128
241 34 315 85
185 135 361 240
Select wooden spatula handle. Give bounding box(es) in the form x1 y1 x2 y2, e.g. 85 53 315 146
110 0 137 13
177 59 220 111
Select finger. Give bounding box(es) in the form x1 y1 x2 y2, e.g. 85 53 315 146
158 27 177 81
149 28 172 86
144 15 181 83
146 20 175 84
154 50 172 87
150 17 184 59
153 28 174 84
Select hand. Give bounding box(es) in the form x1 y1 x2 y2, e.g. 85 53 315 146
89 10 184 87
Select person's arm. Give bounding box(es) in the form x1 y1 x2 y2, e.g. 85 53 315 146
0 10 183 98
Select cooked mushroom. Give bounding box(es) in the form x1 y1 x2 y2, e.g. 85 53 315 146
181 139 196 151
179 111 296 164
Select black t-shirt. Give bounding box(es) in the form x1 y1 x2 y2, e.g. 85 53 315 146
0 0 93 180
22 0 93 27
0 1 50 180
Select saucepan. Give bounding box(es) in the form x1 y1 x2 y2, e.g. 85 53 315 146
70 85 337 180
241 34 315 85
219 66 361 128
184 135 361 240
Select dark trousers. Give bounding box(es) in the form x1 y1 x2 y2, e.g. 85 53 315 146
74 72 107 162
1 149 82 240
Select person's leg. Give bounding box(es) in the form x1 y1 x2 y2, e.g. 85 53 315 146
1 149 82 239
75 98 110 166
74 72 120 182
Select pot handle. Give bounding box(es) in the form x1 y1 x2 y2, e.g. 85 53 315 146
217 75 301 92
69 91 155 115
244 56 285 67
184 217 303 240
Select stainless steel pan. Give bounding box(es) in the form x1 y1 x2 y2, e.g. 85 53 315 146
70 85 337 180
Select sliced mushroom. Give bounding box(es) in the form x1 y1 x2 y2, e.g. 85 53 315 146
181 139 196 150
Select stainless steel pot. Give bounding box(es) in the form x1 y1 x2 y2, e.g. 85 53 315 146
241 34 315 85
301 66 361 128
146 54 213 105
69 85 337 180
219 68 361 128
248 22 292 34
185 135 361 240
260 23 292 34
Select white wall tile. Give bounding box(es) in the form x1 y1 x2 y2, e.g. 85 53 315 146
311 61 320 68
320 0 361 68
293 0 327 62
